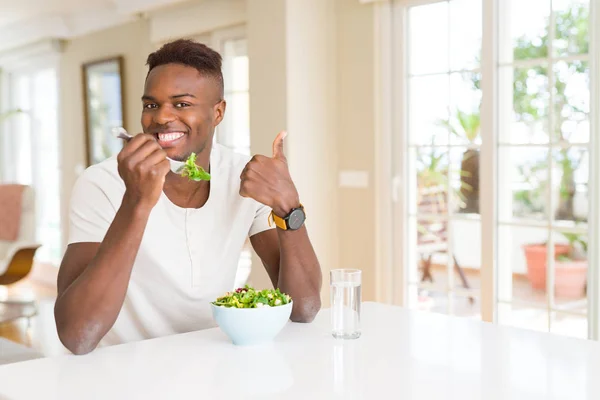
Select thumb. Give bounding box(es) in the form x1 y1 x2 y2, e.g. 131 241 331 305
272 130 288 161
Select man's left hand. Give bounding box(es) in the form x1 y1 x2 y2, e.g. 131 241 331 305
239 131 300 217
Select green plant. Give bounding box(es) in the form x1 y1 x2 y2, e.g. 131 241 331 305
0 108 24 122
512 158 549 217
470 4 589 221
557 232 587 262
439 109 481 144
437 109 481 213
415 143 470 212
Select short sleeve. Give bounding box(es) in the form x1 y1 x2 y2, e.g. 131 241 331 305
248 201 275 237
68 167 119 244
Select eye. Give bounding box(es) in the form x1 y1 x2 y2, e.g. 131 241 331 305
175 102 190 108
144 103 157 109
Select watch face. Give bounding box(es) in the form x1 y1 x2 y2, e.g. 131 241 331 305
288 209 306 230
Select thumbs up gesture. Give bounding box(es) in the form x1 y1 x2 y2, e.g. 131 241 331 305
239 131 300 218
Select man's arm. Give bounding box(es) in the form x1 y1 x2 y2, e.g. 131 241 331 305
56 202 151 354
55 134 170 355
240 131 322 322
250 226 322 322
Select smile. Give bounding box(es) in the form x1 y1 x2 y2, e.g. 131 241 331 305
156 131 186 147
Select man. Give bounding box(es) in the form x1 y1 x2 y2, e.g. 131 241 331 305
54 39 322 355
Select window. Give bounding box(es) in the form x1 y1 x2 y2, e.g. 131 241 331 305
496 0 590 338
0 66 61 265
194 28 250 156
403 0 483 318
391 0 594 339
218 37 250 156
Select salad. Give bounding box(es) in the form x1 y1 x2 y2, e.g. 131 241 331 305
212 286 292 308
179 152 211 181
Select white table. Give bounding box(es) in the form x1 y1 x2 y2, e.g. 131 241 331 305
0 302 599 399
0 339 43 366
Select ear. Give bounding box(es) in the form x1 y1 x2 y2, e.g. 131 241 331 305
213 99 226 127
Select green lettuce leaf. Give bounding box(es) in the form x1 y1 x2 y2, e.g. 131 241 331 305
179 152 211 181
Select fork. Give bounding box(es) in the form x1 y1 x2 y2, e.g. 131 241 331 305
112 127 185 173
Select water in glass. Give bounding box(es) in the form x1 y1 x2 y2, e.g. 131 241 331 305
331 280 361 339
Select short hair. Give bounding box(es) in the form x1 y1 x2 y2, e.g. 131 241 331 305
146 38 224 99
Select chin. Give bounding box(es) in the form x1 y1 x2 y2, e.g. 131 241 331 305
167 152 189 162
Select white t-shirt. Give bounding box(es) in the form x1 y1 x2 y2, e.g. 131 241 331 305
67 144 274 346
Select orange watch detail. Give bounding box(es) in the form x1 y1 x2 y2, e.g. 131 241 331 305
268 204 305 231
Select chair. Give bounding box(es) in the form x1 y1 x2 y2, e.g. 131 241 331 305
416 184 472 300
0 184 41 324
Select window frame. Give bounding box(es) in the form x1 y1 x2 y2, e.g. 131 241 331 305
384 0 600 338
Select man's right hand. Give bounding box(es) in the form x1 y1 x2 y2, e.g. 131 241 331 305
117 133 170 210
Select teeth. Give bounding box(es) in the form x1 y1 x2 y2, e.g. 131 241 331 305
158 132 184 142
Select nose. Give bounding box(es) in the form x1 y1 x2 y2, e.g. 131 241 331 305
153 104 176 125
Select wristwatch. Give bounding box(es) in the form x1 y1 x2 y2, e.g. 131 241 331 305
271 204 306 231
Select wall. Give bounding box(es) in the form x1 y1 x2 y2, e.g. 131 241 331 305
246 0 341 304
335 0 377 300
149 0 246 44
246 0 289 290
59 19 153 247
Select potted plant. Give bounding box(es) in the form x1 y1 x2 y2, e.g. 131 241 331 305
523 232 587 298
438 109 480 214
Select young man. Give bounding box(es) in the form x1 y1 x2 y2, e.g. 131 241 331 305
54 39 322 355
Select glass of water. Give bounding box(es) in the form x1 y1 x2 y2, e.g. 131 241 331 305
330 269 362 339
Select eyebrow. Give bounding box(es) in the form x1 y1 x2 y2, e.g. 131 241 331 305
141 93 197 101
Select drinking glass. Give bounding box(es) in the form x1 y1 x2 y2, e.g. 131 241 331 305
330 269 362 339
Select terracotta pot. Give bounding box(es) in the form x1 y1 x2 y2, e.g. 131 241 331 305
554 260 587 298
523 244 569 290
523 244 587 298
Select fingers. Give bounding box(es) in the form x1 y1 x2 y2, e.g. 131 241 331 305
142 147 168 167
272 131 287 162
121 139 162 168
117 133 153 163
239 178 260 199
156 158 171 176
240 156 266 179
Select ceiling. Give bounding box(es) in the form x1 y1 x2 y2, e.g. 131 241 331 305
0 0 111 27
0 0 192 52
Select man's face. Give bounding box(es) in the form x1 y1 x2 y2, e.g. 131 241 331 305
141 63 225 161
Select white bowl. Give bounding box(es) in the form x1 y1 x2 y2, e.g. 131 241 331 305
210 302 293 346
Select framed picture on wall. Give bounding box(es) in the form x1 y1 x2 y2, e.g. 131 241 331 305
82 56 126 166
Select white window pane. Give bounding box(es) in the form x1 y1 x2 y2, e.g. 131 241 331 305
31 68 61 263
553 61 590 144
499 65 550 144
449 0 482 71
449 72 482 146
223 38 248 92
498 146 549 221
220 92 250 155
219 36 250 156
500 0 551 64
11 74 32 185
5 68 61 264
552 0 589 57
408 2 449 75
408 75 450 146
